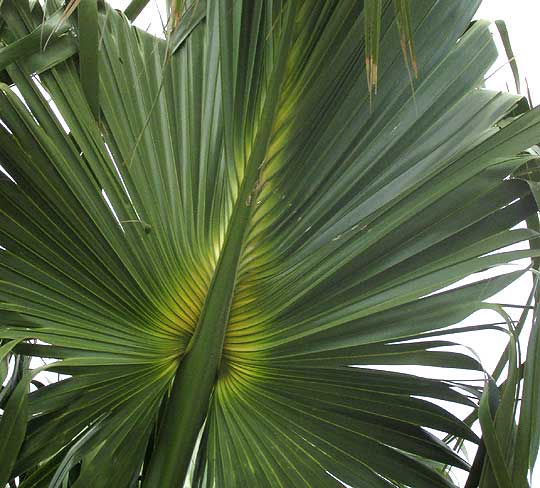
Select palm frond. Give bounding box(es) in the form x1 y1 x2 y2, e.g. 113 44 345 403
0 1 539 487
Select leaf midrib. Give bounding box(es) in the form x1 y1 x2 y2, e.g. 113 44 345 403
141 3 297 486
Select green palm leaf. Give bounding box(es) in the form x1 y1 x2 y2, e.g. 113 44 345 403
1 1 539 487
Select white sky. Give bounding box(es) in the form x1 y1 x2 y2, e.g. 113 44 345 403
477 0 540 104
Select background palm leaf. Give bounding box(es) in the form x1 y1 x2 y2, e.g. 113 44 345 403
1 0 540 487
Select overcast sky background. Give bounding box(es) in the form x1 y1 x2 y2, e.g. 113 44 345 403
15 1 540 486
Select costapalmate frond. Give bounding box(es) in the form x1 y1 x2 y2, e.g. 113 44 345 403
1 1 540 487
